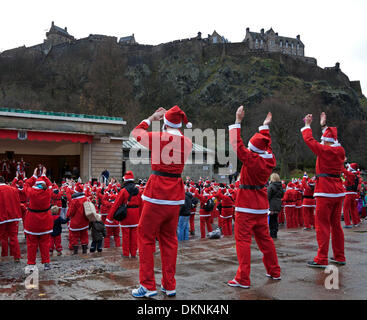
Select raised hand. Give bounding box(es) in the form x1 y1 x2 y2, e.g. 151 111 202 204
149 107 167 122
235 106 245 124
320 112 326 127
263 112 272 126
304 114 313 126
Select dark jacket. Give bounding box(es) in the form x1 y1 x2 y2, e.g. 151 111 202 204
179 192 193 216
267 181 284 212
89 221 106 242
51 215 69 237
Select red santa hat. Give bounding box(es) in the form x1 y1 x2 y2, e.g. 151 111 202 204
203 188 211 196
163 105 192 129
321 127 338 143
75 183 83 193
123 171 135 182
347 163 358 172
248 133 270 154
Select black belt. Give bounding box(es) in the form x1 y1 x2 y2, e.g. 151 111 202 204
152 170 181 178
303 195 314 199
316 173 340 178
222 206 233 208
127 205 139 208
27 206 51 213
239 184 266 190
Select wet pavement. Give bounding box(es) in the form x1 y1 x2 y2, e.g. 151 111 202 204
0 214 366 300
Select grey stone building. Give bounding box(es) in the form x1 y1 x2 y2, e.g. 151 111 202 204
119 34 137 44
45 21 75 46
243 27 305 57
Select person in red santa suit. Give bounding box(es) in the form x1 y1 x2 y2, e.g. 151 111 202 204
282 182 297 228
108 171 142 257
0 176 22 262
99 188 110 224
66 183 90 254
11 173 28 228
342 162 361 228
104 192 121 248
1 159 10 182
131 106 192 298
294 181 304 228
301 173 316 230
195 188 214 239
188 184 198 235
301 112 346 267
227 106 281 288
213 187 235 236
23 167 54 270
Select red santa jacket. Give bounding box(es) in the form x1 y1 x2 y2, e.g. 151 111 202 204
301 177 316 207
214 190 235 218
11 178 28 204
23 175 54 235
108 183 143 228
342 168 360 196
195 191 214 217
66 192 89 231
0 183 22 224
132 119 192 205
301 126 345 197
100 192 113 215
282 187 297 207
229 124 275 214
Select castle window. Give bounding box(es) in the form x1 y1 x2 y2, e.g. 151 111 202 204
255 38 259 48
286 41 288 48
213 36 217 43
280 41 282 47
260 39 263 47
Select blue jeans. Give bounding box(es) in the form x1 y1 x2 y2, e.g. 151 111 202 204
177 216 190 241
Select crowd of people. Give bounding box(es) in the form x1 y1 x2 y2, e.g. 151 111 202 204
0 105 366 297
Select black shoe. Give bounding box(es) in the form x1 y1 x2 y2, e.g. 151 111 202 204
44 263 51 271
329 257 346 265
190 231 195 235
82 245 88 254
90 248 96 253
97 249 102 253
72 246 79 255
307 261 328 268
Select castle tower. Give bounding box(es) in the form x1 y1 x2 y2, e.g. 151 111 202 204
45 21 75 46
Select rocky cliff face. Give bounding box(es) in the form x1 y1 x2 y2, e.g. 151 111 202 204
1 39 366 175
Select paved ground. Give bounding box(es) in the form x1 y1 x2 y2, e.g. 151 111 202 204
0 213 366 300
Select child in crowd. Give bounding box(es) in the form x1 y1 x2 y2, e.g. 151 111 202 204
89 214 106 253
50 205 69 256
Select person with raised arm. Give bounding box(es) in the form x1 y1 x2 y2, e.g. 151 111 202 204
227 106 281 289
301 112 346 267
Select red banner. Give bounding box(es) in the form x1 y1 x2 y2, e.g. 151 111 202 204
0 129 93 144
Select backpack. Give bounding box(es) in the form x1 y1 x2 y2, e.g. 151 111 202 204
83 201 98 222
203 198 215 212
113 194 132 221
191 197 199 209
113 186 139 222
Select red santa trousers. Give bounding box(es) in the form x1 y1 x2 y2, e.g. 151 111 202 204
200 216 213 238
138 202 180 291
361 207 367 219
285 206 295 228
121 227 138 257
104 226 121 248
49 235 62 252
303 206 315 229
26 233 51 264
189 214 195 232
313 197 345 265
0 222 21 259
278 207 285 224
234 212 280 287
69 229 89 246
221 217 232 236
343 194 360 226
297 206 304 227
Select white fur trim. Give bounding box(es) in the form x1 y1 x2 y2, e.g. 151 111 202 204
228 124 241 130
143 119 151 126
258 125 269 131
220 215 233 219
0 218 22 224
302 205 315 207
120 224 138 228
186 122 192 128
321 136 336 143
259 153 273 159
24 229 53 235
313 192 345 198
235 207 269 214
142 195 185 205
164 115 182 128
300 126 311 132
322 126 328 134
68 225 89 231
345 192 358 195
248 141 266 154
199 214 211 217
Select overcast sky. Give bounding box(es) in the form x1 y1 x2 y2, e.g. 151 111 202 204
1 0 366 95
